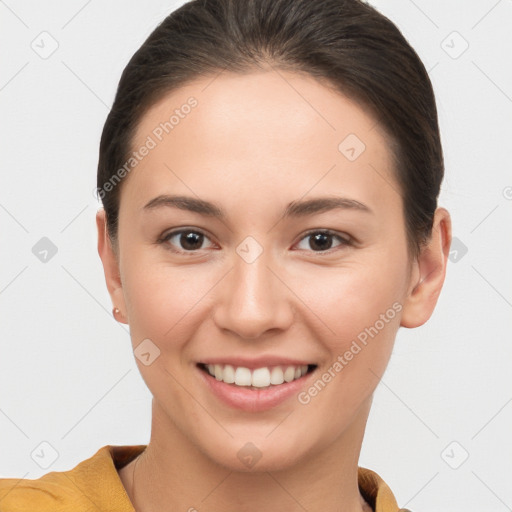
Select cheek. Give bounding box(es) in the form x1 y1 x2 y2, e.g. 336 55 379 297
288 252 406 385
292 263 404 417
120 255 219 395
122 253 218 345
298 258 404 339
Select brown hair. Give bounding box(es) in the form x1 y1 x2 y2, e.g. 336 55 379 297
97 0 444 259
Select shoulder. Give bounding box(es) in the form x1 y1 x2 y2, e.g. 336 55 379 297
0 445 145 512
0 469 93 511
358 466 402 512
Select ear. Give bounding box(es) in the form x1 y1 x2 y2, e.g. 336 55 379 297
400 207 452 328
96 209 128 324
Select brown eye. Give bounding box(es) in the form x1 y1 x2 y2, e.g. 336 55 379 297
295 230 351 252
160 229 214 252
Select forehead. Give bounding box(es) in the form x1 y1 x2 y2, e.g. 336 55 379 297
124 69 400 216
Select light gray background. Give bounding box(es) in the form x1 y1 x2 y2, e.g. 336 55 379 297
1 1 511 511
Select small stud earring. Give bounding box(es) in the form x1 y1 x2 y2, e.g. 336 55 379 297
113 307 121 317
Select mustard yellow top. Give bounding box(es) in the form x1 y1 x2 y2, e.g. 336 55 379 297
0 445 404 511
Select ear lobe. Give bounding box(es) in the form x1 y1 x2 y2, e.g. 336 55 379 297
96 209 128 323
400 207 452 328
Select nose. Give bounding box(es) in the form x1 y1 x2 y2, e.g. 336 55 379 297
212 247 294 340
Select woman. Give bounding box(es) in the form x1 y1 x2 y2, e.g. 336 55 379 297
0 0 451 510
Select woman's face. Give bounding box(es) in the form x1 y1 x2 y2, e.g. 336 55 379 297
101 69 423 470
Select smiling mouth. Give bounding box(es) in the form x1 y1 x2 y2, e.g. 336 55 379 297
197 362 318 389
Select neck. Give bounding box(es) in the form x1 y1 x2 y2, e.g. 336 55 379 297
123 398 373 512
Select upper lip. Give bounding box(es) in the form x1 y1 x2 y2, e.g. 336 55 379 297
198 356 316 370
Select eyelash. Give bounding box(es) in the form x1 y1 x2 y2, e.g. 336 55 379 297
156 228 353 255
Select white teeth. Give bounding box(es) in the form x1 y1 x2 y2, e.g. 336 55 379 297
234 366 252 386
251 367 270 388
203 363 310 388
222 364 235 384
270 366 285 385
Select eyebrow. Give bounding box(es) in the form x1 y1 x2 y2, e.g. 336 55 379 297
142 194 373 219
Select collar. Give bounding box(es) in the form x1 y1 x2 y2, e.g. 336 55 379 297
67 445 401 511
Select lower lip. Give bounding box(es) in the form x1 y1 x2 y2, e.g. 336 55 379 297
196 364 317 412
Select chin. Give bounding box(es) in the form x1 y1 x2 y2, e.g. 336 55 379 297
201 435 310 473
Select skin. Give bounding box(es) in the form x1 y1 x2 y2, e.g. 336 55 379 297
96 68 451 512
